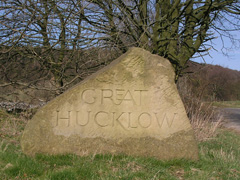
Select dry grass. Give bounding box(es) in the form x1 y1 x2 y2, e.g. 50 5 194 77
0 140 9 153
0 109 28 144
178 77 223 141
186 99 223 141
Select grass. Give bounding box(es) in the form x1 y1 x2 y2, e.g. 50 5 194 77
186 100 223 141
213 101 240 108
0 109 240 179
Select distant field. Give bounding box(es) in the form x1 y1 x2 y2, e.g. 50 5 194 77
213 101 240 108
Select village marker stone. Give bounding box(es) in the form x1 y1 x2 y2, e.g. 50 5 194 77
21 48 199 160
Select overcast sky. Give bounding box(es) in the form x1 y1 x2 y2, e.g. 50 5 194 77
193 33 240 71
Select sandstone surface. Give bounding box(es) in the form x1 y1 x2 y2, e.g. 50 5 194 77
21 48 199 160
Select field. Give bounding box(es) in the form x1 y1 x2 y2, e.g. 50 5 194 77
0 109 240 180
213 101 240 108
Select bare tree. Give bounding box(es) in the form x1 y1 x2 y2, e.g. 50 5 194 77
0 0 119 106
84 0 240 81
0 0 239 104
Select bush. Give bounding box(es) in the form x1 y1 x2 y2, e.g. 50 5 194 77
178 76 223 141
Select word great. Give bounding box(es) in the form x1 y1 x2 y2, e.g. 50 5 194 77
55 110 177 130
81 89 148 105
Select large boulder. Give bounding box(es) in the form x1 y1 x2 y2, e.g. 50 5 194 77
21 48 198 160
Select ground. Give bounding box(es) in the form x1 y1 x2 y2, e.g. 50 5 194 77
222 108 240 132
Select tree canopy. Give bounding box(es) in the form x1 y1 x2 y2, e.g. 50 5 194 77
1 0 240 85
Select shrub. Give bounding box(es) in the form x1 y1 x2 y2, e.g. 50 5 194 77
178 76 223 141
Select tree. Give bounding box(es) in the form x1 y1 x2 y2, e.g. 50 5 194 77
85 0 240 81
0 0 121 106
0 0 116 92
0 0 240 90
0 0 84 88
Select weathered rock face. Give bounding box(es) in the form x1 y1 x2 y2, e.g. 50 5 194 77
21 48 198 160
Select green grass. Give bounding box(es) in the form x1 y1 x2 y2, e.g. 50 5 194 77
0 130 240 179
213 101 240 108
0 110 240 179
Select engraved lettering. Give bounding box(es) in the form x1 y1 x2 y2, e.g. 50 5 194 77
54 110 178 129
154 113 177 128
128 112 137 128
138 112 152 128
115 89 125 105
94 111 109 127
56 111 71 127
101 89 114 104
55 111 59 127
112 112 127 130
76 111 91 126
120 90 136 105
164 113 176 127
81 89 96 104
134 90 148 105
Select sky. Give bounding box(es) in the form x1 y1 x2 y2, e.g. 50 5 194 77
193 34 240 71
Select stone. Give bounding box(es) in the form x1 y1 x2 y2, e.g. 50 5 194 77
21 48 199 160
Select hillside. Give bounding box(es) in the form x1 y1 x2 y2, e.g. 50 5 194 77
178 61 240 101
